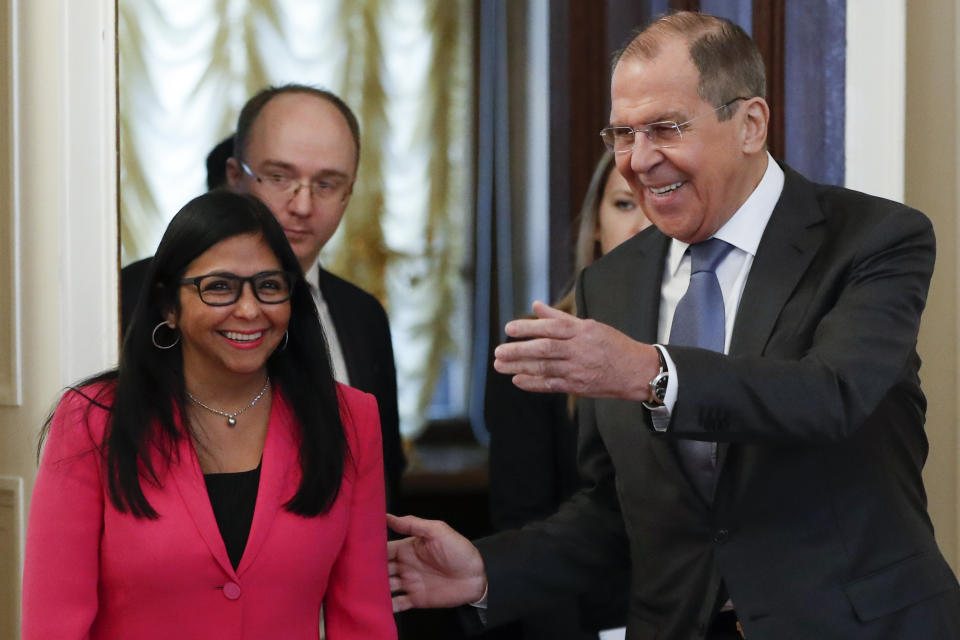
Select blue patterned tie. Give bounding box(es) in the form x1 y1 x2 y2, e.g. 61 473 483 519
669 238 734 500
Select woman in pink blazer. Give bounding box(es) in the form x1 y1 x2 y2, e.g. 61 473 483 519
23 191 397 639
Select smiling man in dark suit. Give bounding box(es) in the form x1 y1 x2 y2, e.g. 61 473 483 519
386 12 960 639
122 85 405 507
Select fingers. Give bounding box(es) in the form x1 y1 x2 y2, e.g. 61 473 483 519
385 513 406 534
504 306 579 341
388 573 404 593
387 513 437 538
529 300 563 318
392 594 414 613
493 354 573 382
504 318 576 341
494 336 573 368
509 374 571 394
387 540 404 561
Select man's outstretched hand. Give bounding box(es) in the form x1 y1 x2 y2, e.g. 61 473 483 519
494 301 658 401
387 514 487 612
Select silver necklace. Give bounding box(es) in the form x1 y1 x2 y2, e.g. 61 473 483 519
186 377 270 427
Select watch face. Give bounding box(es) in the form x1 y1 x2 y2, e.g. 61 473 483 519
650 371 668 402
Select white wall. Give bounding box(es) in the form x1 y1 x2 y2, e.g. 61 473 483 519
0 1 116 637
844 0 905 201
903 0 960 572
847 0 960 574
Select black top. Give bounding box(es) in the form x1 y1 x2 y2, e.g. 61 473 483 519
204 464 261 570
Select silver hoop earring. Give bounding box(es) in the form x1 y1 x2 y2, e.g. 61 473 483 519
278 330 289 352
151 321 180 350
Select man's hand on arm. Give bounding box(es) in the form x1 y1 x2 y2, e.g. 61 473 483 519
387 514 487 612
494 301 660 401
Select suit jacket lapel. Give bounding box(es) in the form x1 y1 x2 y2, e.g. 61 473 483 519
317 267 360 385
627 231 669 345
730 166 825 357
717 167 824 473
597 232 693 487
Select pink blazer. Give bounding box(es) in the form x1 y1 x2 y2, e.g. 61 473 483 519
23 382 397 639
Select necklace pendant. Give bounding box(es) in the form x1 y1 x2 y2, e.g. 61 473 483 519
186 376 268 429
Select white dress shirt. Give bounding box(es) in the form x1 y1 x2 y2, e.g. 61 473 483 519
305 257 351 386
651 153 784 429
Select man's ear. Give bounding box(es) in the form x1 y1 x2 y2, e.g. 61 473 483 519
340 180 355 205
225 157 245 190
740 97 769 154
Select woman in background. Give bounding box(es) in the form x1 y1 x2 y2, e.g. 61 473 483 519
485 153 650 640
23 191 396 639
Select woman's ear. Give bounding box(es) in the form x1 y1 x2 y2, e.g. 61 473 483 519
155 283 178 328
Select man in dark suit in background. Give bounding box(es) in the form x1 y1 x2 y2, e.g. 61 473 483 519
122 85 405 507
387 12 960 639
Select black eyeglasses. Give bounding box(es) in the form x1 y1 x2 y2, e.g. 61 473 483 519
179 271 295 306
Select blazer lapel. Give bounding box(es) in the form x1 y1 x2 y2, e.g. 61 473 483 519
169 393 296 579
169 420 237 579
236 391 294 575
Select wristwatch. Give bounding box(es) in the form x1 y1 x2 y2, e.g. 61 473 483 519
642 347 669 410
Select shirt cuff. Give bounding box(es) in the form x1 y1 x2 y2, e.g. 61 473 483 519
468 584 489 625
469 584 488 609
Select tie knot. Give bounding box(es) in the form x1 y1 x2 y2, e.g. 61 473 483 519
690 238 733 274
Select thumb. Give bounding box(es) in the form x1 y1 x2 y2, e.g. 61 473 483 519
387 513 435 538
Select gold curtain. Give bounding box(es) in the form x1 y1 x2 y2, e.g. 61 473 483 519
119 0 474 439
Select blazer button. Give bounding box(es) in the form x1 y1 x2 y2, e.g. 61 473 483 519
713 528 729 544
223 581 242 600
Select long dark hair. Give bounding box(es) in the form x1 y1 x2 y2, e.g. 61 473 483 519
44 190 346 518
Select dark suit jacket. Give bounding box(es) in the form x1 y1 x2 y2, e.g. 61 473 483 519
318 267 405 506
121 260 405 507
485 364 628 639
475 166 960 639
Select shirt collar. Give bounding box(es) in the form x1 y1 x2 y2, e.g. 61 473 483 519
667 152 785 275
305 254 323 294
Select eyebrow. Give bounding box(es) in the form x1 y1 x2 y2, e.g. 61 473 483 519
610 110 688 128
187 269 284 279
260 160 352 182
